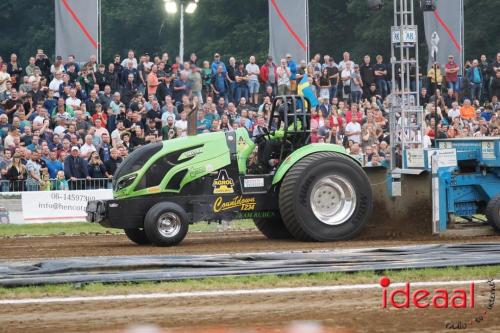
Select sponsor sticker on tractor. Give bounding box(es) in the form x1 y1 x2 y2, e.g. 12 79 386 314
178 147 203 161
213 196 256 212
212 170 235 194
244 177 265 188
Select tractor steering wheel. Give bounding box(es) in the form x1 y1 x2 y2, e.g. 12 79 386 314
254 126 273 144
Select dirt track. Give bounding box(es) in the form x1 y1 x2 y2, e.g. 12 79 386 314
1 231 500 261
1 283 499 333
1 232 500 332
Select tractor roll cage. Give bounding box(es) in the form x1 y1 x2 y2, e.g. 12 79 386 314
269 95 312 160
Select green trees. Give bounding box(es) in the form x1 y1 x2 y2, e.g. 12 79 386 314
0 0 497 65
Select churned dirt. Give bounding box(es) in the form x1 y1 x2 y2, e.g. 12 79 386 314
0 283 499 333
1 231 500 261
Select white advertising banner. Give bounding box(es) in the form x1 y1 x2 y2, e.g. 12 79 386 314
427 149 457 169
21 190 112 223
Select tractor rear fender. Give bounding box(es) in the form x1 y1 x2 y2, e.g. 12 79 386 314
272 144 360 185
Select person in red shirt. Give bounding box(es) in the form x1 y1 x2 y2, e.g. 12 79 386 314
327 107 344 131
445 55 459 98
91 103 108 127
345 103 363 124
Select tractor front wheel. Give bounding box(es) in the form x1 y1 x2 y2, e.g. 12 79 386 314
279 152 372 241
144 202 189 246
124 228 151 245
254 213 292 239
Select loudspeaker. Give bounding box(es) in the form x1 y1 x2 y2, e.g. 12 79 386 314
421 0 436 11
367 0 383 11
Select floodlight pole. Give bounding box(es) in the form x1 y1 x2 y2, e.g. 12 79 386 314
179 0 184 63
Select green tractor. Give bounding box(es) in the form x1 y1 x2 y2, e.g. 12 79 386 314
86 95 373 246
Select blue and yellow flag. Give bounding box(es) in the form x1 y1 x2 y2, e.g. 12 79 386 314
297 74 318 108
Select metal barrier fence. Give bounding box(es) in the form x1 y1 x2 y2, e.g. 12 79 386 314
0 178 112 192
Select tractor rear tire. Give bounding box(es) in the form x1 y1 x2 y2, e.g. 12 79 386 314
144 202 189 246
486 195 500 231
124 228 151 245
279 152 372 241
254 213 293 239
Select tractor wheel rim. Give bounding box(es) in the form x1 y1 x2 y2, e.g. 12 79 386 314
157 212 181 238
310 175 357 226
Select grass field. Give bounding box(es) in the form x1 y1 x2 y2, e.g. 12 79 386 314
0 265 498 299
0 220 256 237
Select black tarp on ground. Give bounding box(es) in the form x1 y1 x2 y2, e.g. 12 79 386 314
1 243 500 287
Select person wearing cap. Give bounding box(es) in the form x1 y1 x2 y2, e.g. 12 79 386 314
211 53 227 76
260 56 277 96
64 145 91 189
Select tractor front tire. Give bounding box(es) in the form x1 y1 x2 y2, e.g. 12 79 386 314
144 202 189 246
486 195 500 231
254 213 293 239
124 228 151 245
279 152 372 241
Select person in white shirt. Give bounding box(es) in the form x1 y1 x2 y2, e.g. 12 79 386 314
121 50 138 69
276 58 291 95
447 101 461 119
80 134 97 159
94 119 109 138
338 51 356 72
50 56 66 75
246 56 260 106
65 88 82 110
341 62 354 101
175 111 188 135
111 121 125 147
48 71 64 98
53 116 68 137
345 117 362 144
0 63 11 93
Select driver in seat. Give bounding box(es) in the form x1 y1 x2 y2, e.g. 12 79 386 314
253 101 303 171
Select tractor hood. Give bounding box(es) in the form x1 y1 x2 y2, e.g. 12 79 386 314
113 131 232 199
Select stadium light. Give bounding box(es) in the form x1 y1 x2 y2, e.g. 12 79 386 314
185 2 197 14
164 1 178 14
163 0 199 62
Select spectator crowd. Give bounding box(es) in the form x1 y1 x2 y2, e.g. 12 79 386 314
0 48 499 191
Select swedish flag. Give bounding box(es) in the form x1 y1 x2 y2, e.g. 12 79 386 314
297 74 318 108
